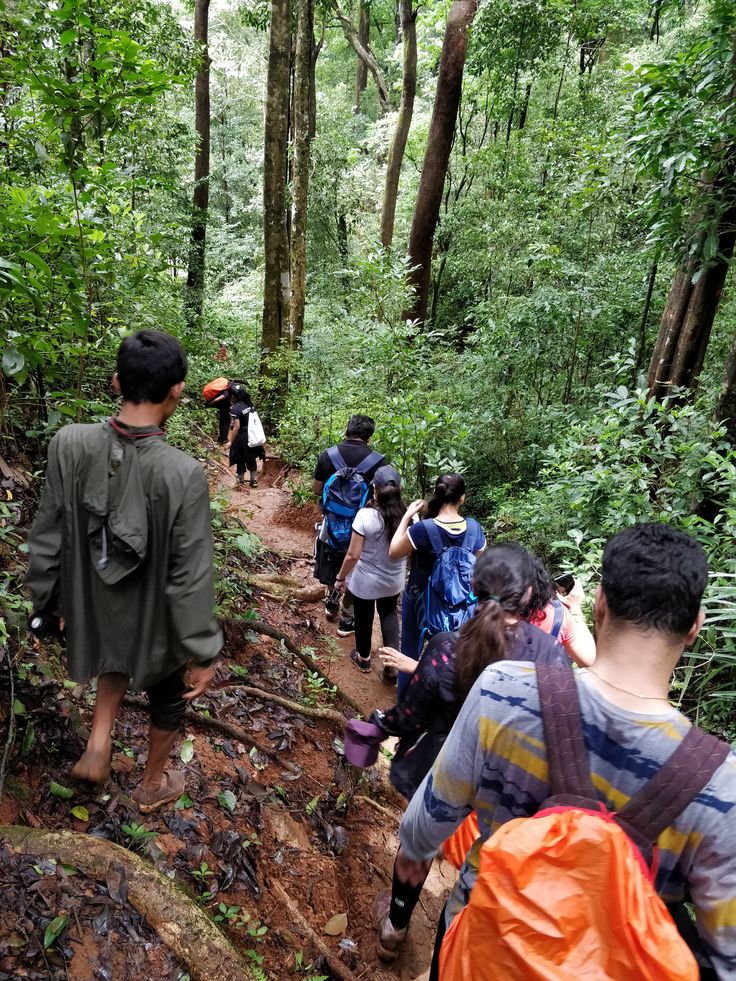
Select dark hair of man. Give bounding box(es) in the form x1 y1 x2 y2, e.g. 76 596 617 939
345 414 375 441
116 330 187 404
229 383 253 407
370 482 407 540
455 543 537 701
602 522 708 636
426 473 466 519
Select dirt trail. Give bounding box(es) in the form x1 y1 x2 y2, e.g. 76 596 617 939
218 450 456 981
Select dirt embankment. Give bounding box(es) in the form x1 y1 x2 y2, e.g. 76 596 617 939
0 446 454 981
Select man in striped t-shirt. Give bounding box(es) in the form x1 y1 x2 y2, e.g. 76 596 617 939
393 523 736 979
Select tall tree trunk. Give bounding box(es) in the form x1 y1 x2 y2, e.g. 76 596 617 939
517 81 532 130
354 0 369 113
404 0 479 324
379 0 417 248
290 0 314 346
715 333 736 447
186 0 211 329
647 198 736 399
261 0 292 375
335 3 390 114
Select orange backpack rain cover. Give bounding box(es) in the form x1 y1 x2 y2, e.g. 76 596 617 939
202 377 229 402
443 810 480 869
439 806 698 981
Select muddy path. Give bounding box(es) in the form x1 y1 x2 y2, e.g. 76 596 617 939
213 448 456 980
0 445 454 981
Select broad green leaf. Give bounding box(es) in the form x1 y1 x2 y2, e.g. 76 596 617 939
43 915 68 949
180 738 194 763
49 781 74 800
217 790 237 813
2 349 25 376
70 806 89 821
21 722 35 756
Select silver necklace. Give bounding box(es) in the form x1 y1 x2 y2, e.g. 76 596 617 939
584 668 671 704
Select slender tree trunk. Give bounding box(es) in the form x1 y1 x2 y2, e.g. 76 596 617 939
354 0 369 113
335 4 390 113
647 198 736 398
517 81 532 130
309 23 324 139
633 260 658 380
290 0 314 345
186 0 211 329
261 0 292 375
379 0 417 248
404 0 479 324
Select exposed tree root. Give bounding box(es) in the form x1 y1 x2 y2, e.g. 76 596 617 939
218 682 347 727
249 572 325 604
122 696 302 775
355 795 403 822
248 619 362 714
272 880 363 981
0 826 249 981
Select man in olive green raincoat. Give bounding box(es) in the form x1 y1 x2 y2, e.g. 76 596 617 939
26 330 223 812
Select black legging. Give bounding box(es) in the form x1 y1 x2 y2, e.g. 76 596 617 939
352 593 400 660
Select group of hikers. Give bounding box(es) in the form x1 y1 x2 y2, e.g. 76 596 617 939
24 331 736 979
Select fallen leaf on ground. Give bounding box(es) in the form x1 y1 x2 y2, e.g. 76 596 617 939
323 912 348 936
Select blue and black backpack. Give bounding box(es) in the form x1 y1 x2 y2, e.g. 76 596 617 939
320 447 384 550
416 518 484 654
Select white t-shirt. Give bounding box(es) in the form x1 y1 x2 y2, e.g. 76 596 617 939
346 507 407 600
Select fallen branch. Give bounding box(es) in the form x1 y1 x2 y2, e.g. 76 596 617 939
217 682 346 727
122 697 302 775
248 619 363 715
272 881 362 981
355 795 403 822
0 656 16 804
0 826 249 981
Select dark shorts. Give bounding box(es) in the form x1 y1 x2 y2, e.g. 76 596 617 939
146 669 188 731
314 538 346 586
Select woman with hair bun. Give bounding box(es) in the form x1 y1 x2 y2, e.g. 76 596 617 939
334 466 408 679
388 474 486 698
369 543 567 962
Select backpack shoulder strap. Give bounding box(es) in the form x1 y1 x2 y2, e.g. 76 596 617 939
617 725 731 842
354 450 384 476
549 599 565 639
326 446 347 473
423 519 446 558
536 662 596 798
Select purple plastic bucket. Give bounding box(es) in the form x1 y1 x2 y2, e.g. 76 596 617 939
344 719 383 768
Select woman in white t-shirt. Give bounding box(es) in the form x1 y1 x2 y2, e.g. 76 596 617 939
335 466 407 679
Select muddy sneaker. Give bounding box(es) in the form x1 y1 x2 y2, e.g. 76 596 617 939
324 588 340 620
382 665 398 685
337 614 355 637
350 649 371 674
250 478 258 488
132 769 186 814
374 888 408 963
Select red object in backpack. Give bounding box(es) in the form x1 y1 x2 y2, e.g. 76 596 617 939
202 377 229 403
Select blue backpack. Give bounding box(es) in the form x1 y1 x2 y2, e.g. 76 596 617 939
417 519 483 654
320 447 384 550
549 598 565 639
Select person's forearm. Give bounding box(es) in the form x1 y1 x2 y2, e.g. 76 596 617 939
565 614 597 667
336 554 358 582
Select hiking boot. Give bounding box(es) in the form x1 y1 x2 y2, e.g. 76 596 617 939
374 888 408 963
337 614 355 637
324 588 340 620
250 478 258 488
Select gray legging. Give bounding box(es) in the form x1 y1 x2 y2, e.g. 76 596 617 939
352 593 400 660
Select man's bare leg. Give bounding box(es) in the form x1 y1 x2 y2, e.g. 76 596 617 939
139 726 179 791
72 672 128 782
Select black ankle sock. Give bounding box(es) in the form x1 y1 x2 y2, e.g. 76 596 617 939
389 867 424 930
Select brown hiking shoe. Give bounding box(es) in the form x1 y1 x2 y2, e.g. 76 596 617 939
374 887 408 962
132 769 185 814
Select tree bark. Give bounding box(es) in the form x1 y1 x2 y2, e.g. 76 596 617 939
354 0 370 113
379 0 417 248
335 4 390 114
404 0 479 324
261 0 292 375
186 0 211 329
647 200 736 398
290 0 314 346
633 260 658 379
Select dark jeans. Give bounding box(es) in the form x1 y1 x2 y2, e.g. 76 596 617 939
398 587 422 700
146 668 188 731
352 593 400 660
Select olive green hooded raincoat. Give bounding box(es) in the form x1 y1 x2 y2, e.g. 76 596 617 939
26 419 222 689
